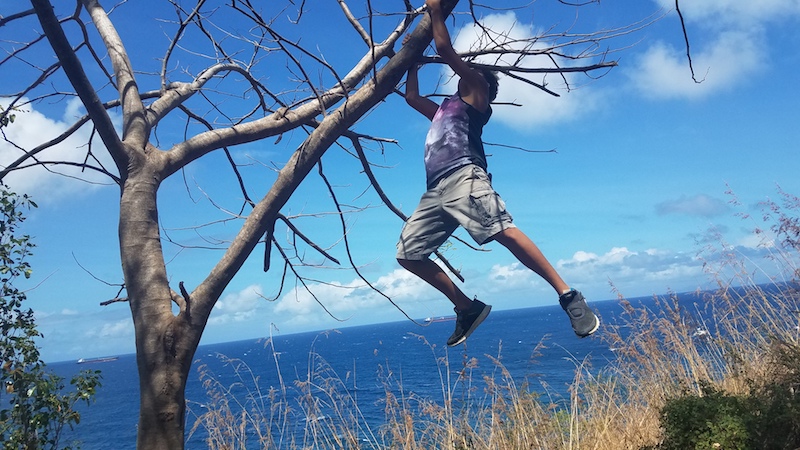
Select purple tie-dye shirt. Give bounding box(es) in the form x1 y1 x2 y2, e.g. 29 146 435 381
424 93 492 188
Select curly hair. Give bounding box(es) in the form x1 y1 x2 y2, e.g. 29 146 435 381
478 68 499 103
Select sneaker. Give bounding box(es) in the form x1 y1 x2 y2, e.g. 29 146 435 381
447 299 492 346
559 289 600 337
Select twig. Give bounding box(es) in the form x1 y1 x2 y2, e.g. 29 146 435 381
675 0 704 83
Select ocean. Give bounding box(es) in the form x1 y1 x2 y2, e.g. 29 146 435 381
49 296 665 449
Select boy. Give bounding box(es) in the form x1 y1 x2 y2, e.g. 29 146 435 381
396 0 599 346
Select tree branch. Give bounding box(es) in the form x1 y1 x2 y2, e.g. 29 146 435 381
81 0 148 147
31 0 126 173
675 0 704 83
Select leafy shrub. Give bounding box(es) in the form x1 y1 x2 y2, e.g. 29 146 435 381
658 382 752 450
0 186 101 450
656 342 800 450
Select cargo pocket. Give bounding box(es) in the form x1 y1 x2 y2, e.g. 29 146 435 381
469 188 506 227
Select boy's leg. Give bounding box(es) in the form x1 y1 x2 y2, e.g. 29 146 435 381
492 227 599 337
492 227 569 295
397 258 472 311
397 258 492 346
396 167 499 345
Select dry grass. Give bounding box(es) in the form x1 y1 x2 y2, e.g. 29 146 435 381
188 189 800 449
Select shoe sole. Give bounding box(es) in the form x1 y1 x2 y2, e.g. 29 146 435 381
577 315 600 338
448 304 492 347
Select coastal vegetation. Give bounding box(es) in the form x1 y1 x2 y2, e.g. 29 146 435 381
0 187 101 449
189 189 800 449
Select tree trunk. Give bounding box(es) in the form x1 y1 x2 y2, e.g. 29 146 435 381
118 166 198 449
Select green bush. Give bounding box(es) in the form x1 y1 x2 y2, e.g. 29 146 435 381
0 185 101 449
658 383 751 450
656 342 800 450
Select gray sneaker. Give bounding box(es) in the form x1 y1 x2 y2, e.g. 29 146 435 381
447 299 491 346
559 289 599 337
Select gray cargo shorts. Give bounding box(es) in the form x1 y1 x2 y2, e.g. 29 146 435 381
396 165 516 260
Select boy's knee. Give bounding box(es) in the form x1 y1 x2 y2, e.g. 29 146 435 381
397 258 413 269
397 257 425 271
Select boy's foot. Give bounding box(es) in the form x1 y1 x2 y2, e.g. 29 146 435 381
559 289 599 337
447 299 491 346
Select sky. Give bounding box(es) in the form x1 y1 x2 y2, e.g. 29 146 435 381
2 0 800 362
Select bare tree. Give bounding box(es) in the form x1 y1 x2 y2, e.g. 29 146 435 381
0 0 647 447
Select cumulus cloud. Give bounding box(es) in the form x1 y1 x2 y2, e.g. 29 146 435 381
486 262 537 292
656 194 729 217
273 268 433 324
85 318 134 339
653 0 800 25
629 0 800 99
629 30 761 99
209 284 265 324
449 13 599 128
201 239 791 343
556 246 706 294
269 244 713 328
0 98 118 202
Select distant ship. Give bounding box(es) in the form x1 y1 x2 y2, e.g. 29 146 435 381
77 356 119 364
424 316 455 323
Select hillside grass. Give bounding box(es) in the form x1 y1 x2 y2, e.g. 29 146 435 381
188 189 800 449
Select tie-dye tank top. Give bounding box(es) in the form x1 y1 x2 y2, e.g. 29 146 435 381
424 93 492 188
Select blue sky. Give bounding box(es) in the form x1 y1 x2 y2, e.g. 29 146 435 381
2 0 800 362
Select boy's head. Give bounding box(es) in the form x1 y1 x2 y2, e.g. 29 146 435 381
479 68 499 103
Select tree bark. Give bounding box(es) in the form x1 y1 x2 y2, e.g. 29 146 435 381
117 165 192 449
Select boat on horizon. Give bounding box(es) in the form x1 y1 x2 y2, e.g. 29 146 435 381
424 316 455 323
76 356 119 364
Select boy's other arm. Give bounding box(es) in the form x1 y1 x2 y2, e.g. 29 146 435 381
405 63 439 121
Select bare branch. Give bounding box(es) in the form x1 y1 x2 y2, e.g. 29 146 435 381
81 0 149 147
337 0 373 47
31 0 125 170
317 157 424 324
271 235 347 322
0 9 36 27
675 0 705 83
100 297 128 306
1 90 165 183
160 0 209 91
277 214 341 266
178 281 190 316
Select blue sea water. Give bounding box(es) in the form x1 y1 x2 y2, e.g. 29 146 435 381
49 296 666 449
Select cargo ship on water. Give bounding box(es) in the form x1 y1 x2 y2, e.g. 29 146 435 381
76 356 119 364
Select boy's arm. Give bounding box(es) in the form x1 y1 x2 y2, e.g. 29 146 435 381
426 0 489 111
405 62 439 121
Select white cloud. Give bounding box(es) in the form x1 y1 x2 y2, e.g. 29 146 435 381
273 268 432 321
449 13 599 128
0 98 118 202
628 30 762 99
268 244 712 328
209 284 265 324
737 232 775 250
85 318 134 339
630 0 800 99
373 268 434 300
656 194 729 217
487 262 535 290
653 0 800 26
556 246 707 294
